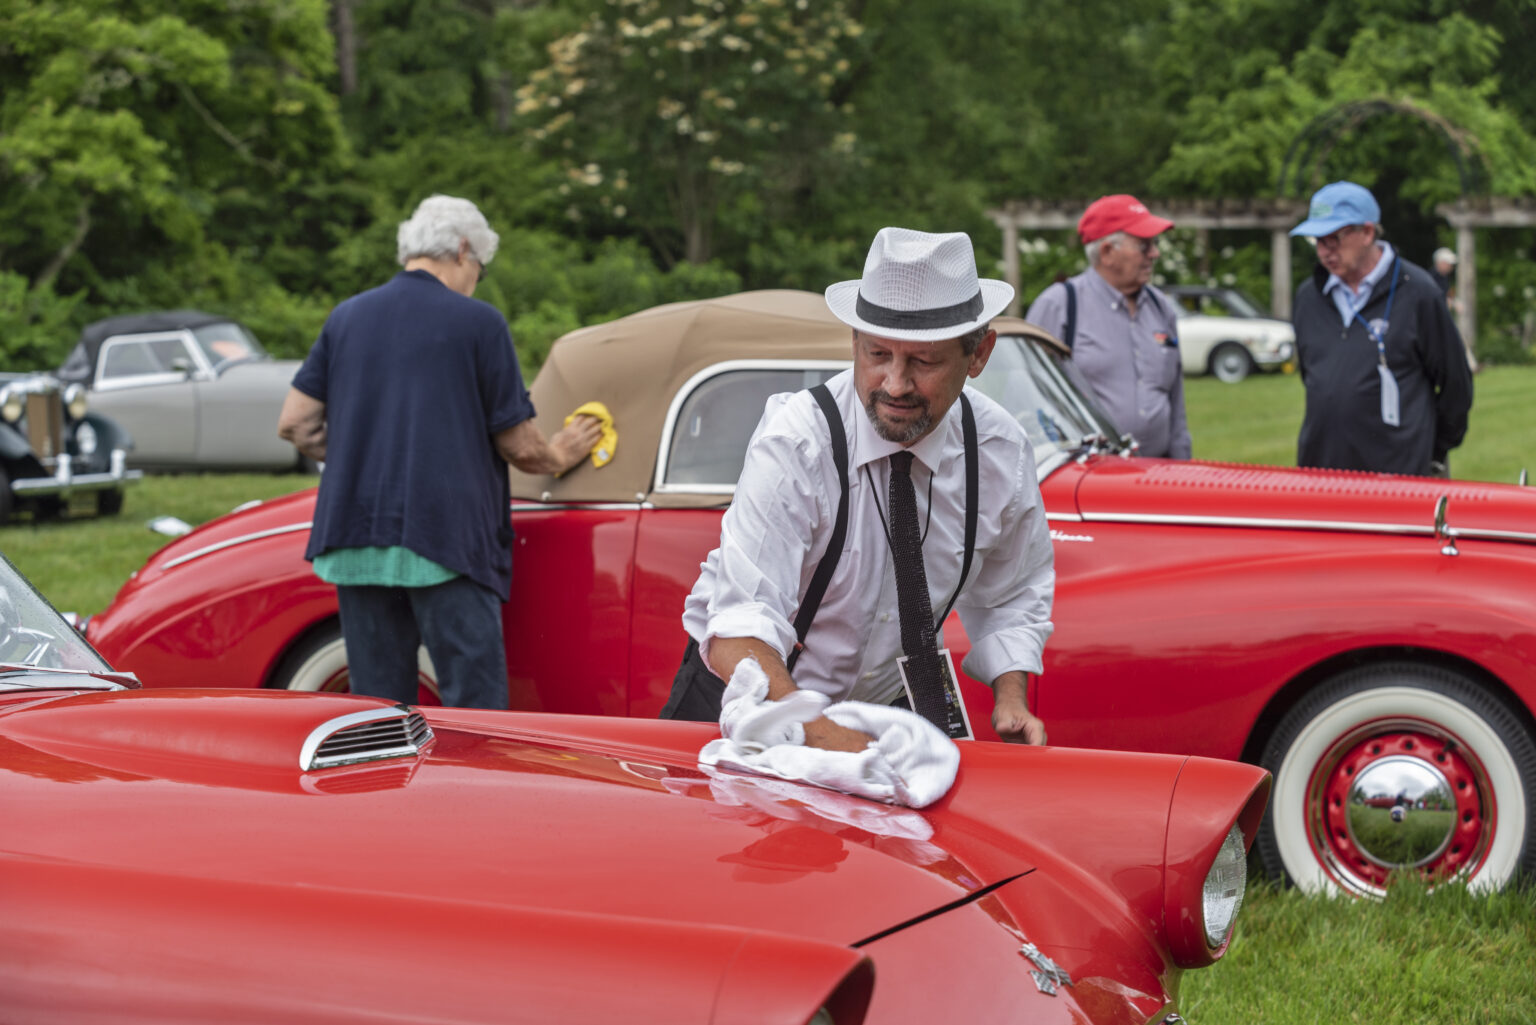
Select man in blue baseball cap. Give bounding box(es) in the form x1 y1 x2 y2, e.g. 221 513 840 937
1288 181 1472 477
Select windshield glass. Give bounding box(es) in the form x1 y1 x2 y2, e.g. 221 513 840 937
971 332 1126 470
0 553 110 673
191 322 268 369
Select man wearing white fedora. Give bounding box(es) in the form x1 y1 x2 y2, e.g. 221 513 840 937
662 227 1056 751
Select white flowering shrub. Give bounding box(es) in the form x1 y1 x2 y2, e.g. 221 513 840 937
515 0 865 264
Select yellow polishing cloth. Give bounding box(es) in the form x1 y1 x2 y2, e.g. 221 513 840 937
565 400 618 470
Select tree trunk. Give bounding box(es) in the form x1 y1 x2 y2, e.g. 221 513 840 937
334 0 358 96
33 201 91 293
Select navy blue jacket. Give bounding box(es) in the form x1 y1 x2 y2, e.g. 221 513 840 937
1293 255 1472 475
293 270 535 598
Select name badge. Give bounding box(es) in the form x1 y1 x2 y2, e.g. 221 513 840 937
897 647 974 740
1378 363 1401 427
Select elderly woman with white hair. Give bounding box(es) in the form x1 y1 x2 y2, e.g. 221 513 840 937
278 194 601 709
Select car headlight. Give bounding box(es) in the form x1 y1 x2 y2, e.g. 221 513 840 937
64 383 87 419
74 421 98 456
1202 824 1248 949
0 385 21 423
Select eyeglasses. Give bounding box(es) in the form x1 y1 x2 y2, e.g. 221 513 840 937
1312 226 1361 251
1118 236 1159 256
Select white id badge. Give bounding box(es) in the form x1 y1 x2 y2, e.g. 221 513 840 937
1378 363 1401 427
897 647 975 740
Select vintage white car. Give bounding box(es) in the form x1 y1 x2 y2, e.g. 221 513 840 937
1164 285 1296 383
56 311 310 471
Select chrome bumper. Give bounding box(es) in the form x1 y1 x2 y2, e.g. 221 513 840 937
11 449 143 496
1253 342 1295 368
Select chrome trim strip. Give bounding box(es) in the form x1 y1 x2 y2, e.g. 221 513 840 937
1080 510 1536 544
94 329 214 390
514 502 650 512
162 522 313 569
653 359 850 495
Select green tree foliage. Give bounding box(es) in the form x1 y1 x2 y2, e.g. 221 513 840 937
0 0 357 363
513 0 866 266
4 0 1536 370
1149 1 1536 200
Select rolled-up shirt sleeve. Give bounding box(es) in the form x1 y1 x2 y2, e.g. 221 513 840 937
955 443 1056 684
697 421 831 671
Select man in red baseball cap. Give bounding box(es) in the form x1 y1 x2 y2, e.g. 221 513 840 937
1025 194 1190 459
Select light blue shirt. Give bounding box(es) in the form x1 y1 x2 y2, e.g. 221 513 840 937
1323 242 1395 326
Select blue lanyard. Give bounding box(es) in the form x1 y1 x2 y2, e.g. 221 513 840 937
1351 255 1401 366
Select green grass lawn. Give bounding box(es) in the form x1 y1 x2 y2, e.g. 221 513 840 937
1185 364 1535 484
1 472 312 614
1183 879 1536 1024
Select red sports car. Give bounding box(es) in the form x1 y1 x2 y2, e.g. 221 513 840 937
87 290 1536 899
3 551 1266 1025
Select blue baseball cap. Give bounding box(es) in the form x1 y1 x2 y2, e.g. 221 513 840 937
1289 181 1381 238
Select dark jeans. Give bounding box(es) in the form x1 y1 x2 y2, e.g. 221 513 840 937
335 576 509 709
658 637 910 721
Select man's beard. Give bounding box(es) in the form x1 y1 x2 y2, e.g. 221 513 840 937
864 390 932 444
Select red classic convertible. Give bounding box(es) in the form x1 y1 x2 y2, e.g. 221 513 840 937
87 290 1536 899
4 551 1265 1024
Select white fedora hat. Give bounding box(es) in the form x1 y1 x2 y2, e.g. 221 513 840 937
825 227 1015 342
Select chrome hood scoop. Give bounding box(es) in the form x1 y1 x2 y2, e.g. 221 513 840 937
1074 458 1536 543
0 690 428 783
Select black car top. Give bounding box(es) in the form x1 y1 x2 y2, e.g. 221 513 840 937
58 310 230 386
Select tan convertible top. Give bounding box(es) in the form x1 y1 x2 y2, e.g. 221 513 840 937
510 289 1063 506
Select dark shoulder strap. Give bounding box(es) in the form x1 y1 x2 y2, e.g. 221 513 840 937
1063 281 1077 351
934 391 978 630
788 383 849 671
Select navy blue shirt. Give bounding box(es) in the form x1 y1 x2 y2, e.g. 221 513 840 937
293 270 535 598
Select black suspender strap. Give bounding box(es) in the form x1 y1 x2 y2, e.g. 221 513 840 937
789 383 849 671
1062 281 1077 351
934 391 978 630
789 386 979 669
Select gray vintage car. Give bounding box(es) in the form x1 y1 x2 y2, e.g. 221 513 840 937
57 311 309 471
0 371 141 522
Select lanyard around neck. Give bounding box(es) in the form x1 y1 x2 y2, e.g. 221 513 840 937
1350 254 1401 366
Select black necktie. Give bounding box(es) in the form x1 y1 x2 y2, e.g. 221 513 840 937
887 451 950 730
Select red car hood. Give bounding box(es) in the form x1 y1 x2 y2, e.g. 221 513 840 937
1070 457 1536 542
2 690 1267 1023
0 689 1244 942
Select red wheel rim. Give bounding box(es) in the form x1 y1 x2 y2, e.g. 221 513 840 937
1308 719 1494 893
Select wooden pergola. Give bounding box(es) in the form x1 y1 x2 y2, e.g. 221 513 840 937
986 198 1306 320
987 196 1536 352
1434 197 1536 349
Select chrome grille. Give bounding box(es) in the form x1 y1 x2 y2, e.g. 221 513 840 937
300 706 433 771
25 390 64 463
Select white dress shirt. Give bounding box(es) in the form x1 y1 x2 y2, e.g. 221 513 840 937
682 369 1056 704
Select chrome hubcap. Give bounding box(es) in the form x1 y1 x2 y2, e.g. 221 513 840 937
1310 725 1491 891
1344 755 1455 868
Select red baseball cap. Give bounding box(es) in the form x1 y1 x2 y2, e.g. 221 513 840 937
1078 194 1174 244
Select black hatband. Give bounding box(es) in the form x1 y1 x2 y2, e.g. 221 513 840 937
856 290 983 330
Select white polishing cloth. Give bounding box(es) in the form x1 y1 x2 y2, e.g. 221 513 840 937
699 657 960 809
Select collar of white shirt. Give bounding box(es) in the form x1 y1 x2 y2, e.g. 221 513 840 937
1323 241 1396 324
847 384 961 478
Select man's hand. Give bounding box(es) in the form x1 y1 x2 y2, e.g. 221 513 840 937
550 414 603 473
803 716 876 752
992 671 1046 745
496 415 602 475
277 388 327 462
707 636 876 753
